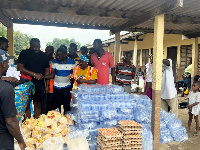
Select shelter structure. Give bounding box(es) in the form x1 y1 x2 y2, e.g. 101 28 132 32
1 0 200 149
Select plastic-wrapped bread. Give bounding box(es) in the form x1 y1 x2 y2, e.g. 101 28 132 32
65 114 74 125
43 134 52 141
47 111 62 121
22 119 34 130
61 127 69 135
58 116 68 125
25 138 36 146
25 145 36 150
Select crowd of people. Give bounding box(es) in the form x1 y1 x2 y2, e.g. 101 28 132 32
0 35 200 149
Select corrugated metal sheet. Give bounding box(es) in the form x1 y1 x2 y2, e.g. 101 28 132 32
1 0 200 34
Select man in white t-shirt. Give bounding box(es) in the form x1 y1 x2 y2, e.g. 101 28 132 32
161 59 178 117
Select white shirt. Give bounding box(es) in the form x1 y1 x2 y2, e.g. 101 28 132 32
145 63 153 82
161 59 177 99
187 91 200 116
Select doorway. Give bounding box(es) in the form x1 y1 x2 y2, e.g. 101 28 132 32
167 47 177 82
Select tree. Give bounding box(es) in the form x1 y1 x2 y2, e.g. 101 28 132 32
46 38 81 52
14 31 32 58
0 23 32 59
0 23 7 37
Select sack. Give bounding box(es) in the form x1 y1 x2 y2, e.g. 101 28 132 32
66 137 89 150
43 136 64 150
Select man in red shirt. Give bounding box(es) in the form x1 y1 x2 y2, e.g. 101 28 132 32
90 39 115 84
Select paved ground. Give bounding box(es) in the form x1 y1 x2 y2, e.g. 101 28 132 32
159 98 200 150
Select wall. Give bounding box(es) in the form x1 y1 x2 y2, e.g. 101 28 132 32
107 33 200 81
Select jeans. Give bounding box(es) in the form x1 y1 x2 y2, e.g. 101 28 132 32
185 77 191 90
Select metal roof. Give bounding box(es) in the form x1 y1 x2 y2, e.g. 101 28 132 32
0 0 200 37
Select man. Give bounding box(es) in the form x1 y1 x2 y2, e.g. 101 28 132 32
17 38 49 118
0 37 18 82
0 50 26 150
116 52 135 93
90 39 115 84
45 47 75 114
161 59 178 117
184 57 192 90
68 43 79 63
72 55 98 89
45 46 54 111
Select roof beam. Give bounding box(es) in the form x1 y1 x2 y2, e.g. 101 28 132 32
110 0 183 34
165 14 200 24
0 9 13 28
12 19 113 30
0 0 142 20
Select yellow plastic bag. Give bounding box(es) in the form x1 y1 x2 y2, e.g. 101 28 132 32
184 88 189 95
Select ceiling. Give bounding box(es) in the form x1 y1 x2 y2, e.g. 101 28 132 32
1 0 200 37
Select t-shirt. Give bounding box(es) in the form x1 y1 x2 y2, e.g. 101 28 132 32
0 79 17 149
90 51 115 84
116 62 135 85
76 66 98 80
184 64 192 77
17 49 49 88
145 63 153 82
161 59 177 99
187 91 200 116
52 57 76 89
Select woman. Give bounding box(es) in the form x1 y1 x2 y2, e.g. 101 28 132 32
72 55 98 90
143 54 153 100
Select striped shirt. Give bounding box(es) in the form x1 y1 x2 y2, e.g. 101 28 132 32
52 57 75 89
116 62 136 85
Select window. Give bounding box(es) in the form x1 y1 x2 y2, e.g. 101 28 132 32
180 45 192 69
142 49 149 66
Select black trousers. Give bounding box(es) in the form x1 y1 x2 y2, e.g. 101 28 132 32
33 86 47 114
53 87 71 114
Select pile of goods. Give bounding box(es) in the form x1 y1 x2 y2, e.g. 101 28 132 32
97 127 123 150
22 111 73 150
118 120 142 150
68 84 188 150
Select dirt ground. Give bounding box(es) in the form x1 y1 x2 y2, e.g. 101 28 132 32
159 98 200 150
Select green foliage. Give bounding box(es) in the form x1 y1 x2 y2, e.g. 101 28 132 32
0 23 7 37
46 38 81 52
14 31 32 58
0 23 32 59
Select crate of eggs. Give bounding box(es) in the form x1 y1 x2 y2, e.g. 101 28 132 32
97 127 123 150
118 120 142 150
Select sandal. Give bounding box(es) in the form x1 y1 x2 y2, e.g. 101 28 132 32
193 132 199 136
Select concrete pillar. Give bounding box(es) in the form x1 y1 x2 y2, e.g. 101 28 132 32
152 14 164 150
140 49 142 66
7 26 14 56
133 39 138 83
114 32 120 64
177 45 181 68
133 39 137 65
191 37 198 82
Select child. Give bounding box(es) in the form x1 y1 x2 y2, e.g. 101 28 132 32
187 81 200 135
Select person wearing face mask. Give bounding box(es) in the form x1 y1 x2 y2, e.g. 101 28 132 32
17 38 49 118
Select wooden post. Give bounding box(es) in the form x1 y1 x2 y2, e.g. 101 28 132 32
133 39 138 83
7 26 14 56
114 32 120 64
152 14 164 150
191 37 198 82
177 45 181 68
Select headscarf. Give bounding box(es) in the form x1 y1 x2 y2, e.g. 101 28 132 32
80 55 89 63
